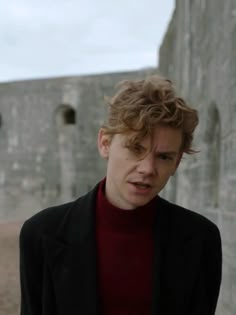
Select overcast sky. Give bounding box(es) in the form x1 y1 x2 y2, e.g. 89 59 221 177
1 0 174 82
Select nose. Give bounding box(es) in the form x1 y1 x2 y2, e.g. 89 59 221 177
137 153 157 176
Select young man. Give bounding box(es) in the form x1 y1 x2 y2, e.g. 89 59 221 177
20 76 222 315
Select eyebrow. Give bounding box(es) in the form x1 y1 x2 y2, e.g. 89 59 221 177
155 151 179 156
131 142 180 156
138 143 179 154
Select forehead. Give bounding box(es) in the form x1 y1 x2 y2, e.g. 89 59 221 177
151 125 182 150
121 125 183 152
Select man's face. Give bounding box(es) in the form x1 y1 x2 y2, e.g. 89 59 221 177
98 125 183 209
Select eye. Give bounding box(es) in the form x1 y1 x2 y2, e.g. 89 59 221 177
127 143 146 155
133 144 144 152
158 154 173 161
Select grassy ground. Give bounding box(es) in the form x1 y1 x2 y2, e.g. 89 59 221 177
0 221 23 315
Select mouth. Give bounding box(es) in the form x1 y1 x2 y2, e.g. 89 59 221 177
130 181 152 189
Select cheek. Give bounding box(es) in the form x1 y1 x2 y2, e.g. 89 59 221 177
159 165 176 178
108 154 125 172
108 150 138 173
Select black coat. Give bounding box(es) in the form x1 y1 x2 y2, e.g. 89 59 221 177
19 184 222 315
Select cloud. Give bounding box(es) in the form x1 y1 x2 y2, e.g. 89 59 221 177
0 0 174 82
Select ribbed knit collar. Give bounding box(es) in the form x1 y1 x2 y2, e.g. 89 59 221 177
96 178 157 229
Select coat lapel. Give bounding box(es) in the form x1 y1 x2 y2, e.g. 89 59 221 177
152 198 203 315
151 197 169 315
43 187 99 315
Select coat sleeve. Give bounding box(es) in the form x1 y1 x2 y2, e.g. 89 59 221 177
191 222 222 315
204 223 222 314
19 219 44 315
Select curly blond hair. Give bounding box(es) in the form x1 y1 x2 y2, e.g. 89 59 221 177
102 75 199 154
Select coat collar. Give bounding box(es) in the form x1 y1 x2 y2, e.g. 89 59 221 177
43 187 203 315
43 185 99 315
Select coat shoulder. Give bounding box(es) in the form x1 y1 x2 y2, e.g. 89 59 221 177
158 197 220 237
20 187 96 243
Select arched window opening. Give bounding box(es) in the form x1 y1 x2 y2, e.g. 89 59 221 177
63 108 76 124
55 105 76 126
54 104 77 202
204 104 221 208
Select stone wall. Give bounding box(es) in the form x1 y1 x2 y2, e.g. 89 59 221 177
158 1 236 314
0 69 155 221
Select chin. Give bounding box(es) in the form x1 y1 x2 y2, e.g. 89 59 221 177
130 199 151 208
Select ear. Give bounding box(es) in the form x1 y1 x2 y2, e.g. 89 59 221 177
97 128 111 159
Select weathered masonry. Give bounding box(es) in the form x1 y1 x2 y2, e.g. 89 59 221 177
159 1 236 314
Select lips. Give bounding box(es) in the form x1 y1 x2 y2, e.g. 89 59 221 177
129 181 152 189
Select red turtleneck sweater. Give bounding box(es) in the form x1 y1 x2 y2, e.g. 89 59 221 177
96 179 157 315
